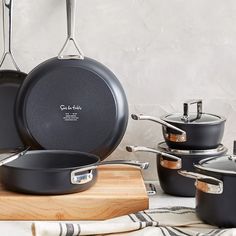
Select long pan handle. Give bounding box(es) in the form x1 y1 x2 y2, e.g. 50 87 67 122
0 0 20 71
58 0 84 60
131 114 186 135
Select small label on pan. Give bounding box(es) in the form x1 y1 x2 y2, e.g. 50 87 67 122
63 113 79 122
60 105 82 122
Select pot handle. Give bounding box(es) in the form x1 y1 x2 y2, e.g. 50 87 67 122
179 170 223 194
126 145 182 170
71 160 149 185
58 0 84 60
131 114 186 135
0 0 21 71
181 99 202 122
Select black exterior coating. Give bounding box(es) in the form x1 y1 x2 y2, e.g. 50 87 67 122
0 150 100 195
15 57 128 160
162 121 225 150
156 144 227 197
195 167 236 227
0 70 26 149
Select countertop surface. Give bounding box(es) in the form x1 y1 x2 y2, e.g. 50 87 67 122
0 181 195 236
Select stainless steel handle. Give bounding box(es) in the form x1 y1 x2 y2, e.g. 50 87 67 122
126 145 182 170
0 0 20 71
58 0 84 60
182 99 202 122
71 169 93 185
131 114 186 135
0 147 30 166
70 160 149 184
179 170 223 194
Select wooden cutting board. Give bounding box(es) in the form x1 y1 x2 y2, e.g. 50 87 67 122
0 165 148 220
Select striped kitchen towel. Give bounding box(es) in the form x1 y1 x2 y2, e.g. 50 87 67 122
32 207 235 236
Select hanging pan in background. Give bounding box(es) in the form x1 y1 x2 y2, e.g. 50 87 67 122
0 0 26 149
15 0 128 160
132 99 226 150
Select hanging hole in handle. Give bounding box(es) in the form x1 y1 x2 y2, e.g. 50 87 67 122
181 99 202 122
58 38 84 60
0 52 20 71
71 169 94 185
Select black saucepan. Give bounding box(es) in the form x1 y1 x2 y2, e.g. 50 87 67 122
15 0 128 160
132 99 226 150
0 149 148 195
0 0 26 149
179 143 236 228
126 142 227 197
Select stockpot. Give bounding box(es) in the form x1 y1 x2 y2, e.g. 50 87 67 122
180 143 236 227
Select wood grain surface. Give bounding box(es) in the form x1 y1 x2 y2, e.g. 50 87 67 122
0 165 148 220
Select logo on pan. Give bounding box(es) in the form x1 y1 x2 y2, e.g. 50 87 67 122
60 105 82 111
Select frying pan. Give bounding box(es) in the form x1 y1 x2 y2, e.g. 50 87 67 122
15 0 128 160
0 149 149 195
0 0 26 149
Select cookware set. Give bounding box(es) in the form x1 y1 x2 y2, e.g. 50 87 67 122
128 99 236 227
0 0 148 195
128 99 227 197
0 0 235 229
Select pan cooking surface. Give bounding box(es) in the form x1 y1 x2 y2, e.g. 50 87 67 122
25 67 116 150
4 150 99 170
16 57 128 159
0 71 26 148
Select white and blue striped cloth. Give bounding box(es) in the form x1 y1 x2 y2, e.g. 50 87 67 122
32 207 235 236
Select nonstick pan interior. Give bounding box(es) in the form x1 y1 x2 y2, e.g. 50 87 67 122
4 150 100 170
0 72 26 149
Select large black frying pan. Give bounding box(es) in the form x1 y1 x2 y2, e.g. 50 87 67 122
15 0 128 160
0 0 26 149
0 149 148 195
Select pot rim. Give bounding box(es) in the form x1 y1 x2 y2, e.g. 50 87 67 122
195 155 236 175
157 142 227 156
2 150 100 172
161 113 226 125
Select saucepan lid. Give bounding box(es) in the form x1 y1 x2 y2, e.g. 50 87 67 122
161 99 225 125
195 141 236 175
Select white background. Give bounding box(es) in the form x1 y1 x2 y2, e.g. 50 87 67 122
1 0 236 180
